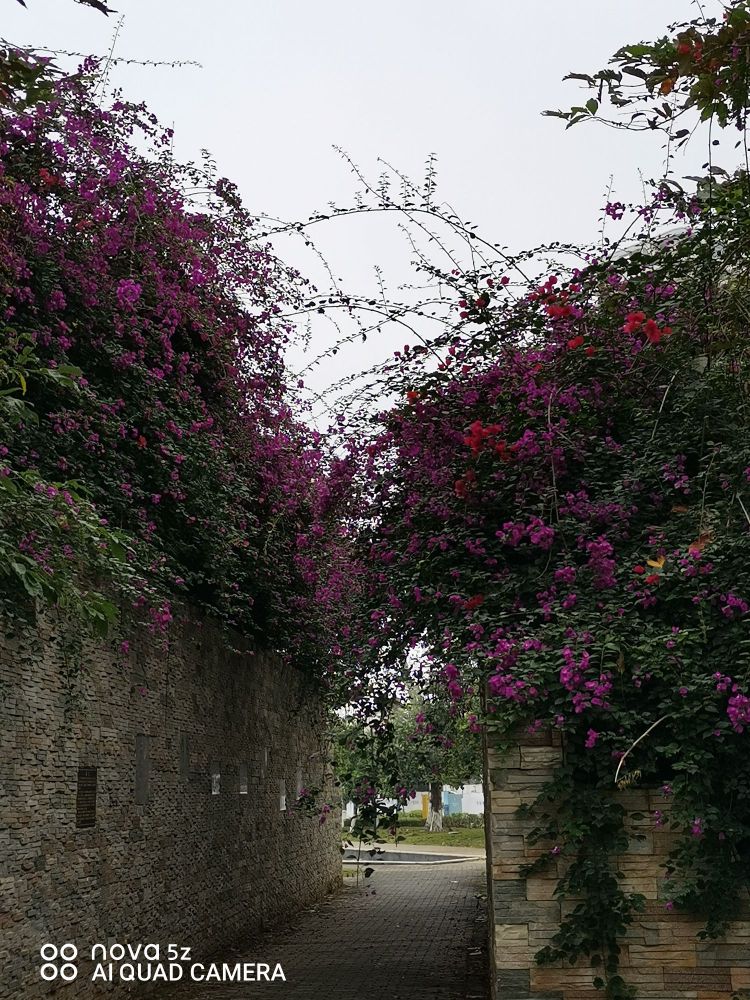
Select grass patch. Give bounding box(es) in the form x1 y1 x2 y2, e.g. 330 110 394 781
342 816 486 850
390 826 485 848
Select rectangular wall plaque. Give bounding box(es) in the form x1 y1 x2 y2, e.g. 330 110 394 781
135 735 151 805
75 767 97 828
179 733 190 782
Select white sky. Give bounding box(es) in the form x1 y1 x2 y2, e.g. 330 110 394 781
6 0 709 409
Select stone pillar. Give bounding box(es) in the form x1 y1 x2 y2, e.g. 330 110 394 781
486 727 564 1000
485 727 750 999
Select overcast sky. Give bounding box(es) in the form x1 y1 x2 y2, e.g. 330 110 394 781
7 0 708 407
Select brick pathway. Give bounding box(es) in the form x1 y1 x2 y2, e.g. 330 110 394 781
159 861 488 1000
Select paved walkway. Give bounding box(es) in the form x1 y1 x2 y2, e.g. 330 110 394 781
160 861 488 1000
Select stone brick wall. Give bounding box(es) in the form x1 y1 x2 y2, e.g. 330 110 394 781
0 607 341 999
485 727 750 1000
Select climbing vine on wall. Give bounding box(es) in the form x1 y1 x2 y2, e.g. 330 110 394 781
4 8 750 987
323 4 750 996
0 53 362 673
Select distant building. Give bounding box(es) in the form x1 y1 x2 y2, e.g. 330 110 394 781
342 782 484 823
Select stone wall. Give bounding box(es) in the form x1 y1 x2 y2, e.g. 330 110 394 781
0 607 341 999
485 727 750 1000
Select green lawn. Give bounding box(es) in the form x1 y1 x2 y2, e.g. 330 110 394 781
387 826 485 849
342 814 486 850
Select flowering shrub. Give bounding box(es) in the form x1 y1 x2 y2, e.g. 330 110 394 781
0 55 359 670
338 5 750 994
354 228 750 990
4 8 750 994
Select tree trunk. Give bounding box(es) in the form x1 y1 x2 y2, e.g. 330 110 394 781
425 781 443 832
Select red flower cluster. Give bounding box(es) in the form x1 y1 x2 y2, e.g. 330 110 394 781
566 336 596 356
532 275 573 318
464 594 485 611
675 36 703 62
463 420 511 459
454 468 476 498
38 167 61 187
643 319 672 343
546 287 576 321
623 312 673 343
458 291 491 320
529 274 558 302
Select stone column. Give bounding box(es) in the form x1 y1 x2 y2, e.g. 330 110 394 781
485 726 750 999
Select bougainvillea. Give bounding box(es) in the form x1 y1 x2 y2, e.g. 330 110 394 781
327 4 750 995
4 5 750 991
0 55 361 672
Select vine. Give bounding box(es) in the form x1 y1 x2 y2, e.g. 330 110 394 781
0 52 362 677
299 4 750 994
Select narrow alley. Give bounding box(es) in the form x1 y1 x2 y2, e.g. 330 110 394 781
160 859 488 1000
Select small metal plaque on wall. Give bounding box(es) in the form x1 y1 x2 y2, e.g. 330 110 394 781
76 767 97 828
135 735 151 805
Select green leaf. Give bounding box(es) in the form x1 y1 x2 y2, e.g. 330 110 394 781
91 614 110 638
44 368 80 388
109 540 127 561
55 364 83 378
21 574 44 598
622 44 653 57
622 66 649 80
103 601 118 622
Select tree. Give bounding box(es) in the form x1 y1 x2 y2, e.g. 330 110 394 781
398 695 481 833
334 687 481 835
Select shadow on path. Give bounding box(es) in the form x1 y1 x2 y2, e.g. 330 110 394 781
159 860 488 999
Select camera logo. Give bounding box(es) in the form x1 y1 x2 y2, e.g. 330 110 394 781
40 943 78 981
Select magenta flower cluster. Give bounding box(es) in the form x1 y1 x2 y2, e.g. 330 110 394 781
0 56 361 670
